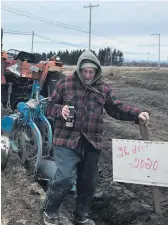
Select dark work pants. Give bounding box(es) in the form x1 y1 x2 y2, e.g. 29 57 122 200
43 137 100 217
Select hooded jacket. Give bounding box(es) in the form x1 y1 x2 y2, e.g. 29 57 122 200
76 50 102 85
47 50 141 150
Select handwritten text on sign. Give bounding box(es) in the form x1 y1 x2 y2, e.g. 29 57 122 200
112 139 168 187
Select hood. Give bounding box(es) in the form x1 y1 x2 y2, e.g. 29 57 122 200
75 50 102 85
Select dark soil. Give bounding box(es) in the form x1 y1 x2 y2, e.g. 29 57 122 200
1 69 168 225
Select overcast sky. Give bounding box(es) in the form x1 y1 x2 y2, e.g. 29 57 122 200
1 0 168 61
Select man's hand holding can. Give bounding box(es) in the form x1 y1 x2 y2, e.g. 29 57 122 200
62 105 70 120
62 105 75 127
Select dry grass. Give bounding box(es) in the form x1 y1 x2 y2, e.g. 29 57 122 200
63 66 168 76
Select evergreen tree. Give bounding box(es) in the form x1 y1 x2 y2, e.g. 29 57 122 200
34 47 124 66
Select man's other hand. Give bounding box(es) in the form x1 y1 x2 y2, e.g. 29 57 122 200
138 112 150 126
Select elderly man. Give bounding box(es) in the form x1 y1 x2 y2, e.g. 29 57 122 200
43 50 149 225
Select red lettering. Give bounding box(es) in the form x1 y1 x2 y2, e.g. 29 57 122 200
129 158 159 171
117 144 150 159
124 146 129 155
117 146 124 158
145 158 152 169
153 161 159 170
117 146 130 158
129 158 139 168
132 145 147 155
140 159 145 168
132 145 137 154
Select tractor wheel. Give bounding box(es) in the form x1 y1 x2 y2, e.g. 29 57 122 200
1 135 10 170
15 128 37 164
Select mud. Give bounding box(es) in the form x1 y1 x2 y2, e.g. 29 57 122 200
1 69 168 225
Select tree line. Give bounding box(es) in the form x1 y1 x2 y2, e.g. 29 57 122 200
34 47 124 66
34 48 167 67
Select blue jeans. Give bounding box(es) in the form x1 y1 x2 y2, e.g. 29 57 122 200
43 137 100 216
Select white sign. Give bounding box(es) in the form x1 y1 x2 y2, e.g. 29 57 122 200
112 139 168 187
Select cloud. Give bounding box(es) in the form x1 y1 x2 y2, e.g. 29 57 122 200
1 1 168 61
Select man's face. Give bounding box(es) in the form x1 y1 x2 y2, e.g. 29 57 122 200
81 67 96 85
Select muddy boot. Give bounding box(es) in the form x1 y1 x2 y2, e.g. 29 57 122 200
41 179 72 224
75 216 95 225
74 203 95 225
43 211 59 225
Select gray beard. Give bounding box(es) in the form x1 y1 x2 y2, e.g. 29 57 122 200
84 79 94 85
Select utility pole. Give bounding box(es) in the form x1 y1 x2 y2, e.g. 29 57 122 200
84 3 99 50
31 30 34 53
110 47 113 66
147 52 149 63
151 33 160 67
117 56 120 67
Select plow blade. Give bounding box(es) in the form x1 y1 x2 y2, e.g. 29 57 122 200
37 158 57 180
1 135 10 169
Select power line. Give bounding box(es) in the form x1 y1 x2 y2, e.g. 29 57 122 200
3 3 165 58
123 51 156 56
3 31 32 35
151 33 161 67
3 30 87 48
2 5 92 30
1 4 137 45
1 5 89 34
3 4 159 49
35 33 86 48
4 29 157 56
